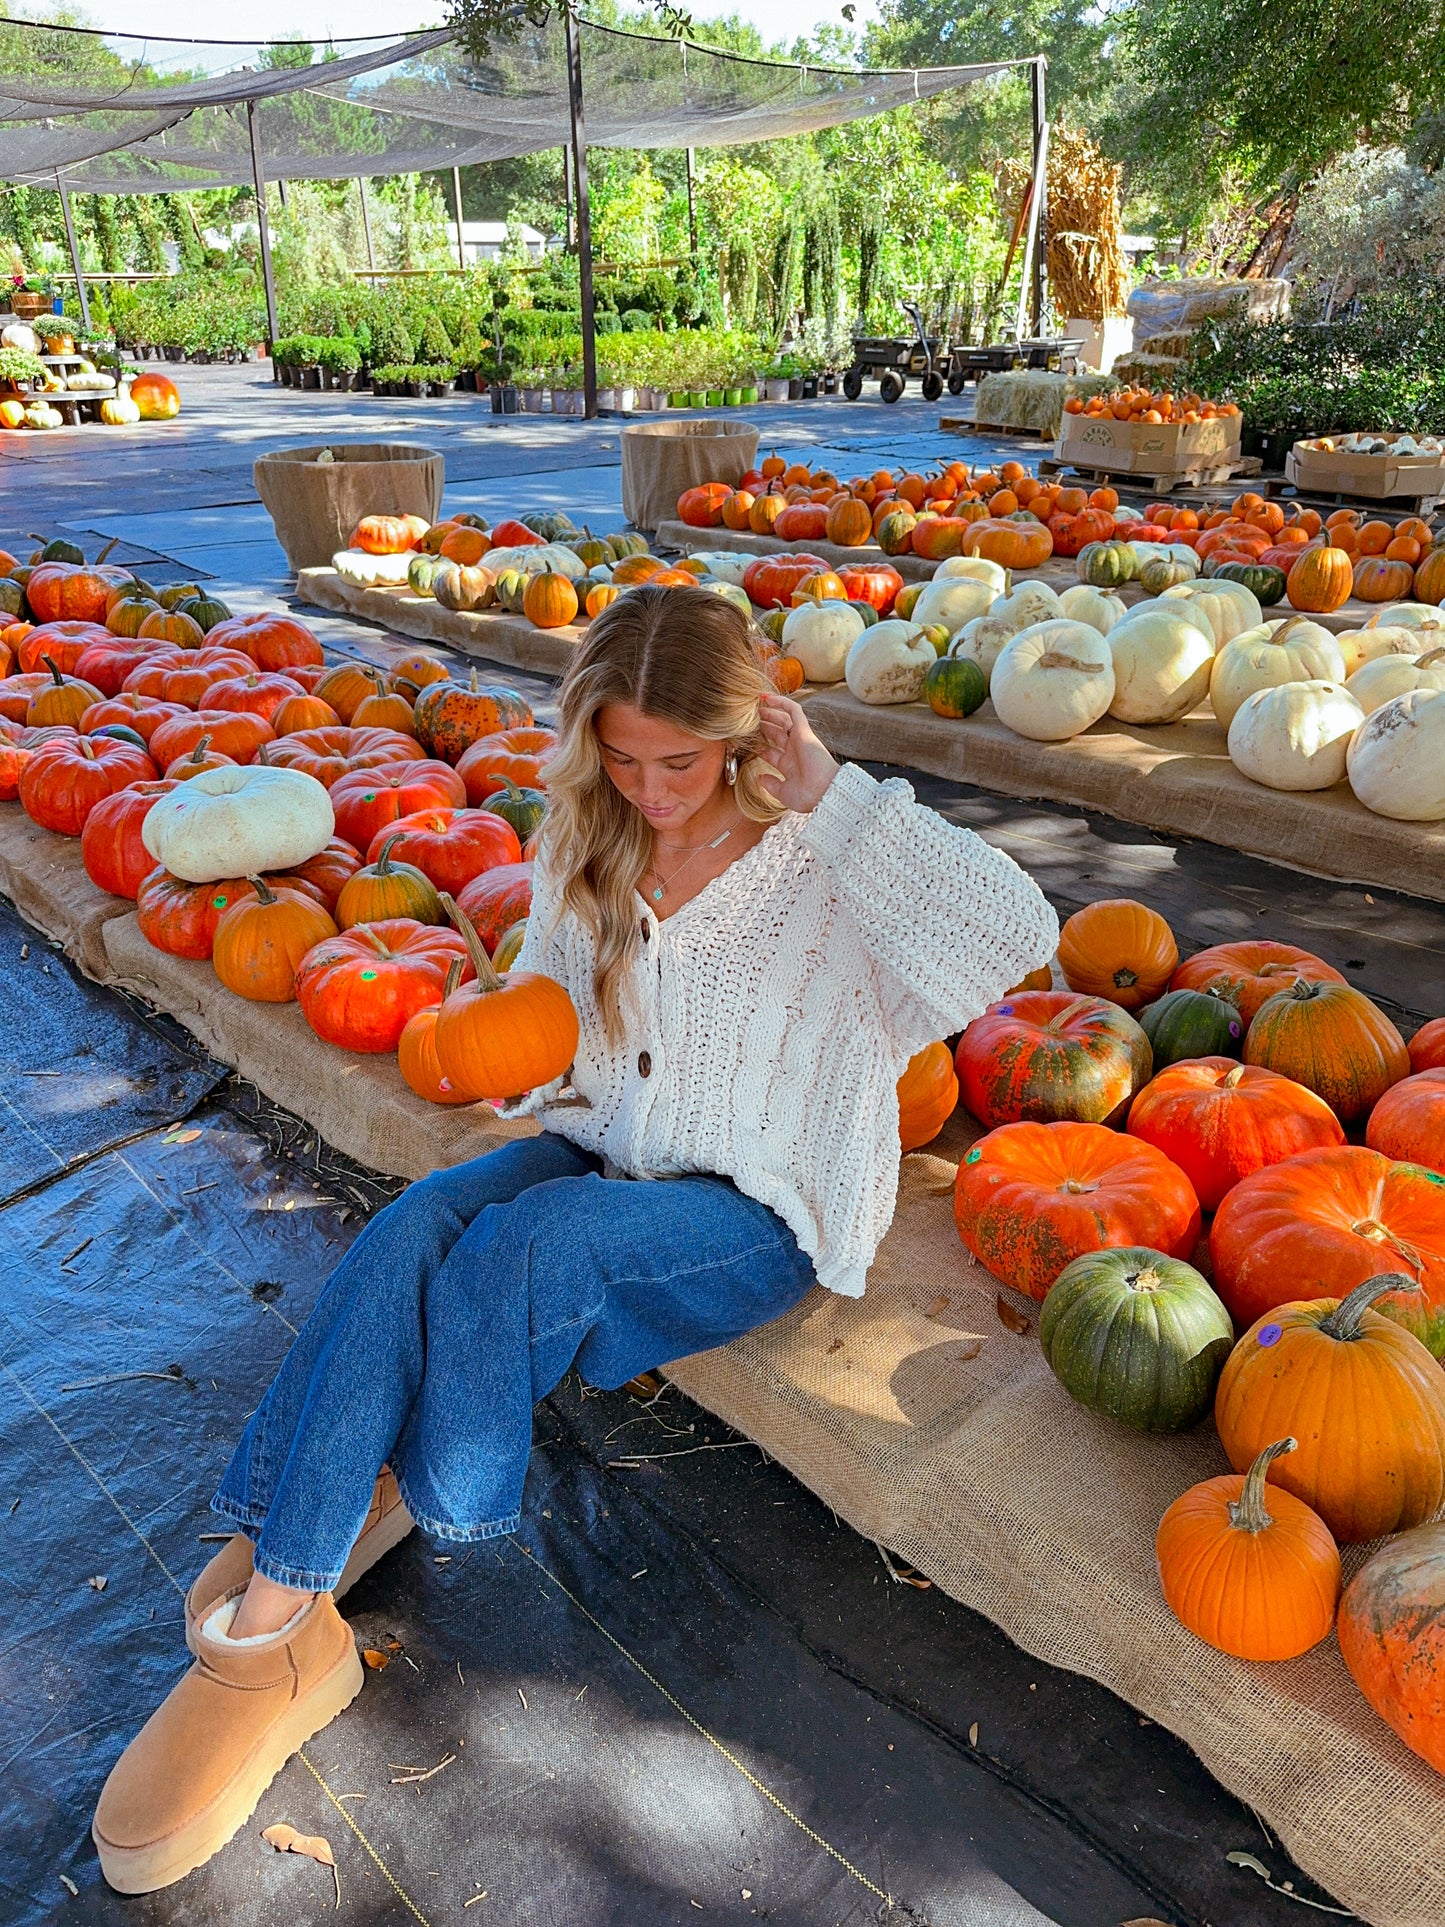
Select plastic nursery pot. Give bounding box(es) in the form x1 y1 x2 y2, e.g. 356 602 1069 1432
724 387 742 407
740 386 759 404
668 390 687 408
688 390 706 407
788 379 803 400
801 378 819 399
705 389 723 407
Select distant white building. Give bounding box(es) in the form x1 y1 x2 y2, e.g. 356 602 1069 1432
445 221 548 265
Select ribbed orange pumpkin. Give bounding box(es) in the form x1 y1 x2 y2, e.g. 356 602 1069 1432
896 1042 959 1152
137 608 204 649
1214 1275 1445 1542
1170 940 1347 1026
1410 1018 1445 1073
1156 1437 1341 1662
1127 1059 1344 1211
963 519 1054 570
1366 1069 1445 1175
1243 978 1409 1122
956 991 1153 1129
824 496 873 547
522 570 579 630
749 493 787 537
398 956 476 1104
1287 540 1354 612
1338 1519 1445 1775
720 490 755 532
1057 899 1179 1013
313 663 388 724
431 895 579 1100
1411 548 1445 606
211 876 338 1003
1352 555 1417 604
677 484 731 528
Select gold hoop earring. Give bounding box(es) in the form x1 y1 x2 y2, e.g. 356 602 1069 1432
724 749 740 786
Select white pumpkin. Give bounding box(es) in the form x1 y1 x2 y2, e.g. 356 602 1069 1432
990 581 1064 634
934 555 1010 595
909 575 995 636
1227 682 1364 792
332 548 412 587
1209 616 1347 731
780 599 866 683
844 620 935 705
948 613 1016 688
1161 578 1262 646
683 550 755 585
485 541 586 579
991 620 1116 742
1058 583 1127 635
1346 687 1445 819
1 321 38 352
1364 603 1445 632
1337 625 1432 676
1346 646 1445 714
1105 603 1217 725
141 766 335 884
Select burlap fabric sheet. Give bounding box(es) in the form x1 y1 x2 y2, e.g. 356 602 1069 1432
295 568 582 677
620 420 759 532
668 1109 1445 1927
802 688 1445 906
255 443 445 574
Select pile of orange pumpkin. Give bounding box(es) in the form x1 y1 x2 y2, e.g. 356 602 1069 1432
1065 387 1242 427
900 896 1445 1751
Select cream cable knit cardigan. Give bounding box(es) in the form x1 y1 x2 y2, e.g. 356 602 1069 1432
509 761 1059 1297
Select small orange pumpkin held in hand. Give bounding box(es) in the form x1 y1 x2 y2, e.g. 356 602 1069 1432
1156 1436 1341 1662
432 894 579 1101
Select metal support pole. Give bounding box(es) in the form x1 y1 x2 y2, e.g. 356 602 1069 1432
1028 57 1047 336
1014 59 1047 339
685 146 697 257
358 176 375 272
563 143 574 250
276 177 288 210
54 173 91 334
247 100 280 369
564 1 597 419
452 166 467 271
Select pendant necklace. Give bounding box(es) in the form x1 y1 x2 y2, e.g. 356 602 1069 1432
647 811 739 903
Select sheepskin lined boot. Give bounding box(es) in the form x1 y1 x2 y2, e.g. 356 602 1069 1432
92 1590 362 1894
184 1467 414 1652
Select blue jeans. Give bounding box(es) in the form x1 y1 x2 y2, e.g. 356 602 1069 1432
213 1133 817 1591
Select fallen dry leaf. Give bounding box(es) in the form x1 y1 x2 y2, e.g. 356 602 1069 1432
925 1294 951 1319
162 1127 202 1146
968 1721 979 1747
362 1648 390 1671
87 1575 107 1592
262 1824 335 1868
995 1294 1031 1336
1119 1919 1173 1926
825 1337 843 1354
955 1337 983 1362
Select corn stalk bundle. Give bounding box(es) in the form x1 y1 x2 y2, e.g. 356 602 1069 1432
1046 124 1129 322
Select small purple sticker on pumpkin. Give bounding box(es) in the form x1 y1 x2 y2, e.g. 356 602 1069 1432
1229 1019 1242 1037
997 1004 1014 1017
1257 1322 1283 1347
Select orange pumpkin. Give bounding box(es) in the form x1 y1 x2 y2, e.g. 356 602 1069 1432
953 1119 1202 1300
1126 1058 1344 1212
271 692 341 735
824 496 873 548
611 554 666 587
1353 555 1417 604
677 483 732 529
1287 539 1354 613
1366 1068 1445 1175
1412 548 1445 606
896 1042 959 1152
211 875 338 1003
767 653 805 695
387 652 451 702
431 895 580 1100
1243 978 1409 1122
956 991 1153 1129
148 707 275 768
522 570 579 630
719 490 754 532
908 517 971 561
1409 1018 1445 1074
962 518 1054 570
351 690 417 735
398 956 477 1104
26 657 101 730
1214 1274 1445 1542
1156 1436 1341 1662
1057 899 1178 1013
129 371 181 421
137 608 204 650
353 514 427 556
313 663 388 724
1209 1144 1445 1355
1338 1519 1445 1775
774 503 830 542
747 493 787 538
1169 940 1346 1027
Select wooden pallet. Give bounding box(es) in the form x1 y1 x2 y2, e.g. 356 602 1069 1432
1263 475 1445 517
939 416 1053 440
1039 454 1263 494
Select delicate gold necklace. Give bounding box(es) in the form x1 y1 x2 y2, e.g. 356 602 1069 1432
646 810 740 904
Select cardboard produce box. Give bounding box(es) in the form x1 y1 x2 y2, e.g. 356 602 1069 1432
1286 442 1445 501
1054 412 1241 476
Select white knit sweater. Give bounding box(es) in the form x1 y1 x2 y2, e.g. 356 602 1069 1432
509 762 1058 1297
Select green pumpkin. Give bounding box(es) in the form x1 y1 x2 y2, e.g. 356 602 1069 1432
759 607 789 645
88 722 148 750
1138 554 1196 596
406 553 447 599
37 536 85 565
924 655 986 719
520 510 577 542
175 593 233 633
696 578 753 616
1211 559 1287 607
846 598 880 629
158 581 202 610
1138 988 1245 1067
0 578 25 619
572 528 614 570
492 568 529 614
1080 540 1140 589
607 531 651 561
1038 1246 1235 1433
482 779 546 841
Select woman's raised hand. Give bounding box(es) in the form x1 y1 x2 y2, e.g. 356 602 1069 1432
756 693 838 814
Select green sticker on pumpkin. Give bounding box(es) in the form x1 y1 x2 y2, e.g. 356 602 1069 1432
360 969 378 981
212 894 228 908
965 1147 982 1164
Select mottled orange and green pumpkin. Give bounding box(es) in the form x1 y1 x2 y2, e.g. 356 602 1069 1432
1243 978 1409 1122
955 990 1153 1130
1338 1519 1445 1773
412 672 533 763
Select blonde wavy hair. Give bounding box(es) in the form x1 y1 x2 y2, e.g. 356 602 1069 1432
540 584 783 1038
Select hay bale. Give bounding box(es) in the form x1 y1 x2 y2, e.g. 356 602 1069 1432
975 370 1113 438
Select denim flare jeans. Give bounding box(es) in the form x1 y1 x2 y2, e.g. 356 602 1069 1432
213 1133 818 1591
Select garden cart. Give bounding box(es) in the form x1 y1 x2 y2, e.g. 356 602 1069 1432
842 299 947 403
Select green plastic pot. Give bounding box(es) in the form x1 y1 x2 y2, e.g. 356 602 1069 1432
688 389 706 407
705 388 723 407
724 387 742 406
668 390 687 407
740 385 759 404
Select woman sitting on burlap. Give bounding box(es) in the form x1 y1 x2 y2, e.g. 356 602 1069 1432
93 583 1058 1894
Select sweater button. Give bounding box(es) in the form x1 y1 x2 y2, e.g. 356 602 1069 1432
638 1051 652 1078
640 919 649 939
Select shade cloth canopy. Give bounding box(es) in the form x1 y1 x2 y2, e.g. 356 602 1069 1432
0 16 1020 192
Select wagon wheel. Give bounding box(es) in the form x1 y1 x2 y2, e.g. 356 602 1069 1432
921 370 944 402
842 368 864 401
947 371 966 395
879 371 905 404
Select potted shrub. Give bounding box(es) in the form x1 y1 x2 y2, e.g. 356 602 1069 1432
519 364 546 413
0 343 45 399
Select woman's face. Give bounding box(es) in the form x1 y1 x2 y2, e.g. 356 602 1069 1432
595 703 727 833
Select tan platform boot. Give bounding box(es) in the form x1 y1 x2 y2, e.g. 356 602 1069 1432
93 1590 363 1894
184 1467 415 1652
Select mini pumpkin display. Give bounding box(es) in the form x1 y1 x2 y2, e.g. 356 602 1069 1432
1243 977 1409 1122
1057 899 1178 1012
953 1120 1202 1300
956 990 1153 1129
211 876 338 1004
432 895 580 1100
295 917 473 1052
1126 1059 1344 1212
1039 1246 1234 1433
1156 1437 1341 1661
1338 1519 1445 1775
1214 1275 1445 1542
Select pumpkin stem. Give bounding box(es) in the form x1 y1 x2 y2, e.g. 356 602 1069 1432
439 892 504 994
1228 1437 1297 1535
96 536 120 565
1319 1272 1421 1341
441 954 464 999
42 654 65 687
372 832 407 875
188 735 211 764
1270 615 1314 648
1223 1064 1247 1088
1124 1264 1162 1292
246 875 279 907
